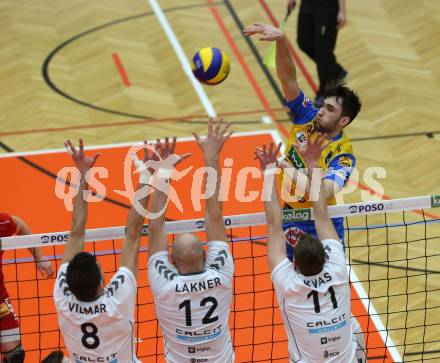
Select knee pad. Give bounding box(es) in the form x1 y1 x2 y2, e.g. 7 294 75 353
2 344 25 363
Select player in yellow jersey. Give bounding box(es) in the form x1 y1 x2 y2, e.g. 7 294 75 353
244 23 362 261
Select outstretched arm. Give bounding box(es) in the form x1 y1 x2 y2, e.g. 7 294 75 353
148 137 191 257
287 0 297 13
148 179 169 257
193 117 232 242
297 134 339 241
244 23 300 101
255 143 286 272
62 139 100 264
13 217 54 278
120 142 154 278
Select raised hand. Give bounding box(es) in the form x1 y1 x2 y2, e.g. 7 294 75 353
65 139 100 176
287 0 297 13
295 132 330 168
36 257 54 278
152 137 191 167
243 23 284 41
193 117 232 161
254 142 282 170
337 9 346 29
132 137 191 185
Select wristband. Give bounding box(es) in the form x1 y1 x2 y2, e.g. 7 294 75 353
131 154 153 185
158 168 173 179
264 168 277 176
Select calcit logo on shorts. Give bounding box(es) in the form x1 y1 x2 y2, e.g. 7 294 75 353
432 195 440 208
282 208 311 222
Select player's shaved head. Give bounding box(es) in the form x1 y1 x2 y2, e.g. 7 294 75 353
172 233 205 274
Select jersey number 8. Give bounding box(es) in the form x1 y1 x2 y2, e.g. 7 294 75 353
81 322 100 349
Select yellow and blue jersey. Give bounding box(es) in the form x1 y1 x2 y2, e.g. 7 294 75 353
281 91 354 260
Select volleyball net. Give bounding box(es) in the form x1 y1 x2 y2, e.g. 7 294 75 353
1 195 440 362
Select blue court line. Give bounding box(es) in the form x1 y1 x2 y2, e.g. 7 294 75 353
346 218 440 231
1 235 268 265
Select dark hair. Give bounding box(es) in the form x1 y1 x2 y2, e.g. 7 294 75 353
41 350 64 363
66 252 101 302
323 82 362 124
294 234 326 276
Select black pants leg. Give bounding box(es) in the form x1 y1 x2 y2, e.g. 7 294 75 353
313 8 344 95
297 11 315 61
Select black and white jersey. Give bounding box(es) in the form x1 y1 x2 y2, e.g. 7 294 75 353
272 239 357 363
54 263 140 363
148 241 234 363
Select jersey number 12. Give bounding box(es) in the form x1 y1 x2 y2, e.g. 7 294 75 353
179 297 219 326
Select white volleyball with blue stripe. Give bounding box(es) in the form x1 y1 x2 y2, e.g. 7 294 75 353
191 47 231 85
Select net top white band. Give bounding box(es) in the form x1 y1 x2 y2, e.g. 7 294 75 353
1 195 439 251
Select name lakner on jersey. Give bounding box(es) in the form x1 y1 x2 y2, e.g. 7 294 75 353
175 278 221 293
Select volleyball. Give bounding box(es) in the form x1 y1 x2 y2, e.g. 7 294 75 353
191 47 230 85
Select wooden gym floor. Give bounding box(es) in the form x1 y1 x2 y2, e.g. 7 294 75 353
1 0 440 362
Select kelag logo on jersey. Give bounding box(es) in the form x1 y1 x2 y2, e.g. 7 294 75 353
348 203 384 214
282 208 311 222
40 233 69 244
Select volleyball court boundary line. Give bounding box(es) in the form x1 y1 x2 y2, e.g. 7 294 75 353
0 130 273 159
1 129 417 361
148 0 216 117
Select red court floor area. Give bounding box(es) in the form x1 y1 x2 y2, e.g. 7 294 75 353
0 132 393 362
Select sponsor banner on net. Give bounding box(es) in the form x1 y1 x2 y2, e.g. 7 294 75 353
282 208 312 222
40 233 69 244
432 195 440 208
347 201 390 215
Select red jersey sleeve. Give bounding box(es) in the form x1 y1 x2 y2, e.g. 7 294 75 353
0 213 17 237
